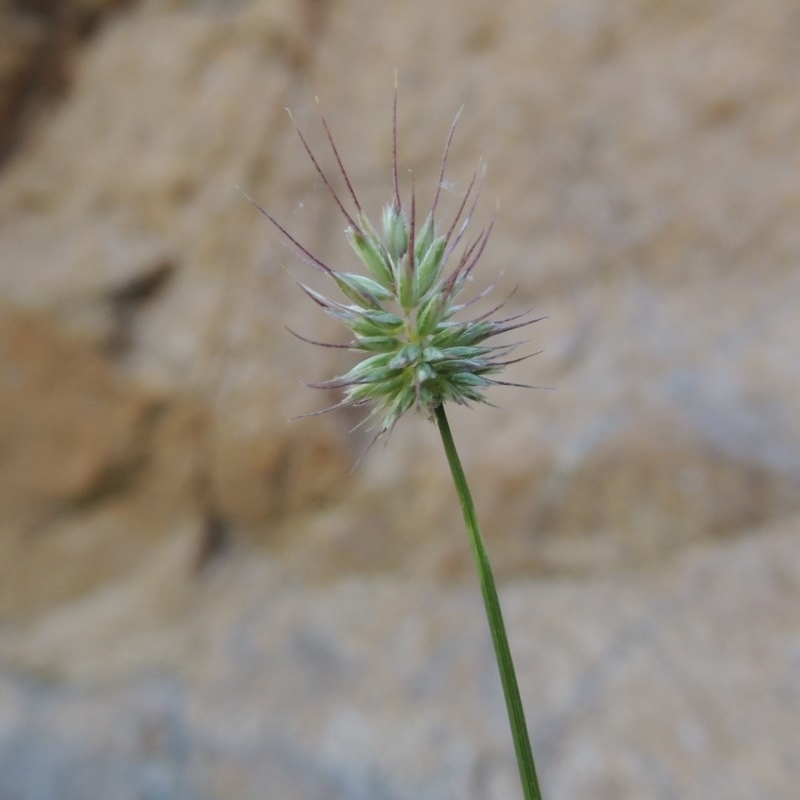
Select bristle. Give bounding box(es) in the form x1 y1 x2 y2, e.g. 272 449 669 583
316 101 365 218
392 84 401 212
408 174 417 266
289 113 360 231
431 106 463 220
237 187 334 276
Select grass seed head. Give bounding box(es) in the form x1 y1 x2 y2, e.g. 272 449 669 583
251 92 541 439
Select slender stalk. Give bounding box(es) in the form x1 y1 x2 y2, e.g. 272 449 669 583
435 404 543 800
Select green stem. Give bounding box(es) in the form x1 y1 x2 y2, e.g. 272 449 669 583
435 404 543 800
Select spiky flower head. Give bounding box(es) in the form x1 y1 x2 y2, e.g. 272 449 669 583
245 93 540 439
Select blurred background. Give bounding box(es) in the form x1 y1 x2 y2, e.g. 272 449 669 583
1 0 799 798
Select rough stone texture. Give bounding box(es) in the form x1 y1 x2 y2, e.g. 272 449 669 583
0 0 798 797
0 0 134 165
0 515 798 799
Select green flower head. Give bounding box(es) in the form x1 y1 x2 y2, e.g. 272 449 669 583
245 93 541 439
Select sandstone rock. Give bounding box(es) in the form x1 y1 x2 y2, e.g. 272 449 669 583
0 0 134 165
2 0 798 583
0 0 799 795
0 513 797 799
0 307 177 617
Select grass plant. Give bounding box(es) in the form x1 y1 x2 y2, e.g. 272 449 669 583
244 88 544 800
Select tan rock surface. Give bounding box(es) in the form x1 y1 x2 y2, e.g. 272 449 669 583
1 514 797 799
0 0 798 797
0 0 134 163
